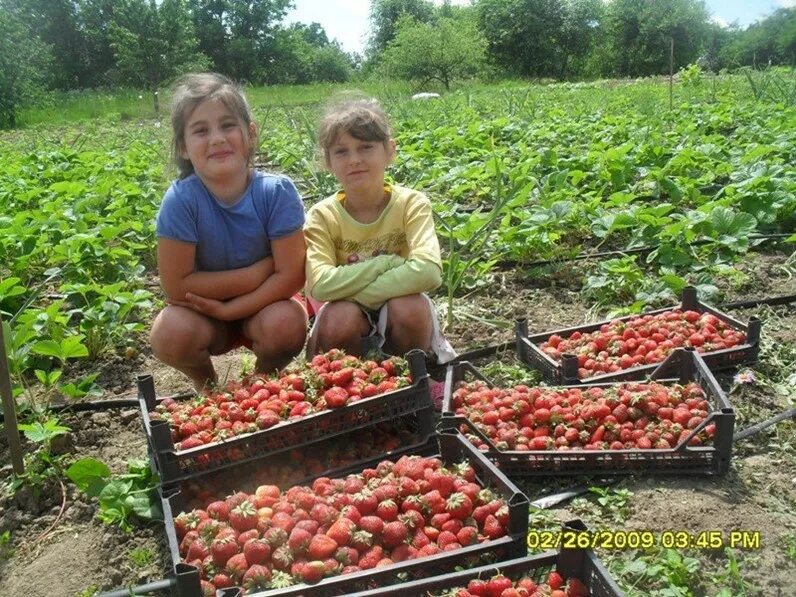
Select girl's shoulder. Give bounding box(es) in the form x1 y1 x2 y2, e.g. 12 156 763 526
163 174 206 206
251 170 296 189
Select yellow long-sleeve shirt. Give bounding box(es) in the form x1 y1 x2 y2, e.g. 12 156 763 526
305 185 443 310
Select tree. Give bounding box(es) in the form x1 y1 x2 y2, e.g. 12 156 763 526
265 25 352 84
367 0 435 58
4 0 86 89
109 0 209 112
477 0 566 77
380 14 487 89
0 8 52 128
599 0 710 77
186 0 292 83
554 0 604 78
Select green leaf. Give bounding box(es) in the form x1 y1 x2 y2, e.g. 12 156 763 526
66 458 111 496
60 335 89 359
31 340 62 359
708 206 757 237
17 420 70 443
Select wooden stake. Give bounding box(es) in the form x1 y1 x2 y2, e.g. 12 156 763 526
669 36 674 112
0 315 24 474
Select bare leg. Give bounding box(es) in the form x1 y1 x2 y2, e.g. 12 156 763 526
243 299 308 374
309 301 371 356
384 295 433 356
149 306 228 392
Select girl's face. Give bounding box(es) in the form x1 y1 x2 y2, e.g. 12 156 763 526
327 130 395 196
181 99 254 184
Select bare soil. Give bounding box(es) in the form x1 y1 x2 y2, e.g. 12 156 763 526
1 249 794 596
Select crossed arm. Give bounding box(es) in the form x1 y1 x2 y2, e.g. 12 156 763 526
305 198 442 311
157 230 306 321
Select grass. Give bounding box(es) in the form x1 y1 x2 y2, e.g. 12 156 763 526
128 546 156 568
13 70 785 130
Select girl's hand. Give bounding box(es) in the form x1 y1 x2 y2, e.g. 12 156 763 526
168 293 231 320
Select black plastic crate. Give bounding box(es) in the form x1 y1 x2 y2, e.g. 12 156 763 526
139 350 433 483
161 430 530 597
441 348 735 476
516 286 761 384
349 520 623 597
168 410 435 496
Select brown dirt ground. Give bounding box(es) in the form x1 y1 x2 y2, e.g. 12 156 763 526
1 249 795 596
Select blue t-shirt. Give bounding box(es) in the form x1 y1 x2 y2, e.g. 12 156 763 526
155 171 304 272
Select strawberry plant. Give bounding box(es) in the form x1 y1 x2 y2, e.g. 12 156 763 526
66 457 162 532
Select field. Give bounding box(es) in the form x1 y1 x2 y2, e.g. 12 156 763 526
0 72 795 596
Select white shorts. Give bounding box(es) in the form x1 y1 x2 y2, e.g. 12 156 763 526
307 294 457 364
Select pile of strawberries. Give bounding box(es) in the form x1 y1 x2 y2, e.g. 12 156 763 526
449 380 716 451
174 455 512 593
537 309 746 379
148 350 412 451
433 570 589 596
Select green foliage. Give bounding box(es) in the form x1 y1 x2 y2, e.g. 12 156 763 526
570 486 633 523
367 0 436 57
0 530 13 563
599 0 711 77
609 547 703 596
380 14 487 89
108 0 210 95
7 416 70 494
0 7 52 128
67 458 162 532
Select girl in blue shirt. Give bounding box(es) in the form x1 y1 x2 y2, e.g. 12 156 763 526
150 73 307 391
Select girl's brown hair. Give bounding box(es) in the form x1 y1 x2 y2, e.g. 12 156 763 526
317 93 392 167
170 73 256 178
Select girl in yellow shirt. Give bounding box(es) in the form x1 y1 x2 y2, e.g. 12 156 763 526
304 96 455 363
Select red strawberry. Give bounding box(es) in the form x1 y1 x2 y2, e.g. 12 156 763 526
486 574 513 597
334 546 359 566
236 528 259 547
242 564 271 591
446 491 474 520
185 537 209 562
271 545 294 571
456 525 479 546
298 560 326 584
224 552 248 583
437 530 459 549
467 579 489 596
358 545 384 569
288 527 313 555
324 387 349 408
308 534 339 560
206 500 229 521
243 538 271 565
483 514 505 539
376 499 399 521
327 517 356 546
382 521 408 548
229 501 258 532
211 573 234 589
359 515 384 536
566 577 589 597
548 570 564 590
210 536 239 566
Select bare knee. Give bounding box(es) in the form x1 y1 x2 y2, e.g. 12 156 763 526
386 295 430 331
315 301 369 350
247 300 308 357
150 307 214 363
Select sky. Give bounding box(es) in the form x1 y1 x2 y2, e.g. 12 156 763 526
284 0 796 56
